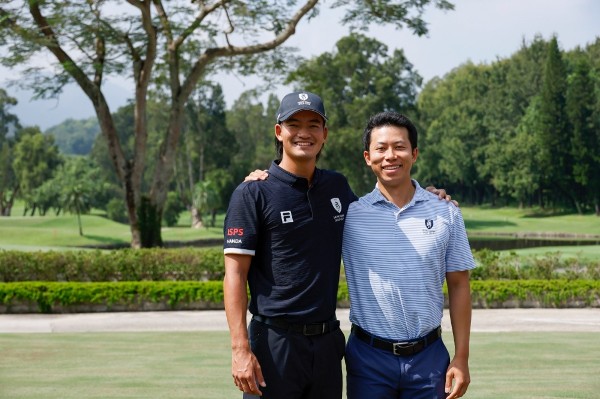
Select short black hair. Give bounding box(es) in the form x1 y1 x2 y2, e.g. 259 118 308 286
363 111 418 152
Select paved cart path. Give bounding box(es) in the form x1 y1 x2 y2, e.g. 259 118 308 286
1 308 599 333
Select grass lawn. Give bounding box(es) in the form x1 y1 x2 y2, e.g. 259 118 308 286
0 332 600 399
462 206 600 237
1 331 599 399
501 244 600 260
0 208 223 250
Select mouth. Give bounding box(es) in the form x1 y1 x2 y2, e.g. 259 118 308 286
294 141 313 147
382 165 400 170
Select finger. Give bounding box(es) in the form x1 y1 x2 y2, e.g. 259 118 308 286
445 373 453 397
255 366 266 388
445 194 452 202
437 189 447 199
451 199 460 207
246 378 263 396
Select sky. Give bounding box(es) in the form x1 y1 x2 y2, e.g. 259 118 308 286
1 0 599 131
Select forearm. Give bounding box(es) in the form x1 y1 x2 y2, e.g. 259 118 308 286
224 271 250 350
447 271 472 360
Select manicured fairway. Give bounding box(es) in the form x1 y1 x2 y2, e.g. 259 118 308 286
1 331 598 399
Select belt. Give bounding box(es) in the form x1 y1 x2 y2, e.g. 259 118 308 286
253 315 340 336
352 324 441 356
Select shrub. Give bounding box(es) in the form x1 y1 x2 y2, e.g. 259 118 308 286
0 248 225 282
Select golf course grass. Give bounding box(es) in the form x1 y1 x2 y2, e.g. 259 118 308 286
1 331 598 399
2 204 599 257
1 204 599 398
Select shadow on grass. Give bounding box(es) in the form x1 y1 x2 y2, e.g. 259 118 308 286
464 220 517 230
522 209 577 218
79 235 129 247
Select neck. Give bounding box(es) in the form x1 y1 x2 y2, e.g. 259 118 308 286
378 179 416 208
279 157 316 183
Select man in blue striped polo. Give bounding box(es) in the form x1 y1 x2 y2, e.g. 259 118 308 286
342 111 476 399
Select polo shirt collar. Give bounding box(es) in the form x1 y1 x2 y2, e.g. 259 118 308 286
366 179 430 207
268 160 321 187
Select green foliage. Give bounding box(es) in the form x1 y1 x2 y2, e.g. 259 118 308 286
106 197 128 223
3 1 448 247
471 249 600 280
0 281 225 313
45 117 100 155
12 127 63 208
0 248 225 282
226 90 275 182
2 279 598 314
416 35 600 211
287 33 422 195
468 280 600 308
162 191 186 227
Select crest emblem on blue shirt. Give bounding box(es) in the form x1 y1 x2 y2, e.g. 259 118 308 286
425 219 434 229
330 198 342 213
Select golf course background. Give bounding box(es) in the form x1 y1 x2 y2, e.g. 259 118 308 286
1 204 600 398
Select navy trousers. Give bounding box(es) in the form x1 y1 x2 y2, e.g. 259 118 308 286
243 318 346 399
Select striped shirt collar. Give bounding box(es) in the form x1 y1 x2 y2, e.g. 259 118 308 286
364 179 432 208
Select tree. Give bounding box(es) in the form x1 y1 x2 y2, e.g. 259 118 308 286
176 83 236 228
226 90 274 181
536 36 570 209
417 63 492 203
0 88 20 216
12 127 63 215
45 117 100 155
566 51 600 215
0 0 453 247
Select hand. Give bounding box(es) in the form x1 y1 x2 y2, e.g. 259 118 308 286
425 186 459 207
444 357 470 399
244 169 269 182
231 348 266 395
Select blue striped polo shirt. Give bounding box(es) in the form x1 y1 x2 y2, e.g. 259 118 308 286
342 180 476 341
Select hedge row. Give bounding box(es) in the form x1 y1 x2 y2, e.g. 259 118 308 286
3 248 599 283
1 280 599 313
0 248 224 282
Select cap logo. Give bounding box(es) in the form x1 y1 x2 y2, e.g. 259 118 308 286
299 93 308 101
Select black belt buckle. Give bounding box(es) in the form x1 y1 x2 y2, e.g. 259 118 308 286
392 341 418 356
303 322 326 336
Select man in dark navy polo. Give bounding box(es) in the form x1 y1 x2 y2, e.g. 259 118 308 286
223 91 357 399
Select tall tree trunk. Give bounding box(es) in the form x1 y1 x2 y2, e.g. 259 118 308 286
191 207 203 229
77 210 83 236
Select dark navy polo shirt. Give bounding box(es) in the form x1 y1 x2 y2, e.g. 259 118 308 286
224 161 357 323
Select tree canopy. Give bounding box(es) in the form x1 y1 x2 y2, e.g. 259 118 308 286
0 0 453 247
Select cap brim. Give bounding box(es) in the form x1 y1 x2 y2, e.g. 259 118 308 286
278 108 328 123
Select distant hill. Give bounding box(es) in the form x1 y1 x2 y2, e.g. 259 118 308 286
45 117 100 155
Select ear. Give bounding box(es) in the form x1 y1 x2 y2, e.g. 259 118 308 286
363 150 371 166
412 147 419 162
323 126 328 141
275 124 284 142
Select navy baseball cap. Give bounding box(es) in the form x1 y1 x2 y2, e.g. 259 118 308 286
276 91 328 123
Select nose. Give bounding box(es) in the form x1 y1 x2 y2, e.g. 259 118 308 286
384 147 397 160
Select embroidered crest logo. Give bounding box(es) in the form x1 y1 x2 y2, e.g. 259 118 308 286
299 93 309 101
330 198 342 213
425 219 434 229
